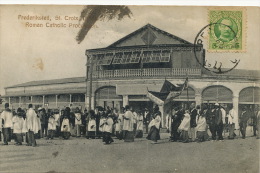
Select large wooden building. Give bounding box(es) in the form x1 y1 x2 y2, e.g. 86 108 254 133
3 24 260 126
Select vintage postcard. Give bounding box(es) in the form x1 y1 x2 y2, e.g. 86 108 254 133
0 5 259 173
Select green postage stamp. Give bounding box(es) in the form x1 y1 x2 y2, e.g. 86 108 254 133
208 8 246 52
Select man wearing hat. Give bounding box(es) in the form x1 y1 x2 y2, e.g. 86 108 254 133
214 103 224 140
239 106 250 139
143 108 151 134
1 103 13 145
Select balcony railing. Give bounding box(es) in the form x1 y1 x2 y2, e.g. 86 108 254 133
93 68 201 79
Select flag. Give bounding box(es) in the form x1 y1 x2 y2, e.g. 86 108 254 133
160 80 180 93
147 91 168 106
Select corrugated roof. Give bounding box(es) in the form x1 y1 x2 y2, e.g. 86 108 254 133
6 77 86 89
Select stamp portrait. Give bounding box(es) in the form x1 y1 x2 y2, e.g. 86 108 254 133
208 8 246 52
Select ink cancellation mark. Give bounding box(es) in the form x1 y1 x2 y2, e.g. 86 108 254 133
193 23 240 74
208 8 246 52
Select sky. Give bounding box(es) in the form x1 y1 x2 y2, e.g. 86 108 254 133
0 5 259 95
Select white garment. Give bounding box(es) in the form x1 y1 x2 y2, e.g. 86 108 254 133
165 114 172 131
61 118 70 132
88 119 96 132
178 113 190 131
99 117 106 132
12 116 24 134
196 116 206 132
48 117 56 130
1 110 13 128
104 117 113 133
115 114 123 132
228 109 239 129
220 108 226 124
54 114 61 126
132 112 137 124
136 115 143 131
75 113 82 125
123 110 133 131
149 115 161 130
26 108 40 133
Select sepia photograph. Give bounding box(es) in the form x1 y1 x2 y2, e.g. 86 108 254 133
0 3 259 173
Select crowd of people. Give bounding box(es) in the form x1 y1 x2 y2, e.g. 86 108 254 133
0 102 260 146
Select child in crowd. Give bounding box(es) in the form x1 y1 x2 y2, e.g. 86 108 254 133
86 110 96 139
12 108 24 145
99 112 106 140
61 114 71 140
196 111 207 142
47 113 56 140
178 110 190 143
103 110 114 145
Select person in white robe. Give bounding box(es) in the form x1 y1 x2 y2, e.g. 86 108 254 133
12 108 24 145
1 103 13 145
178 110 191 143
123 105 134 142
74 107 82 137
26 104 39 147
61 114 71 140
135 111 144 138
196 112 207 142
103 113 114 144
228 105 239 139
147 112 161 144
87 110 96 139
47 113 56 139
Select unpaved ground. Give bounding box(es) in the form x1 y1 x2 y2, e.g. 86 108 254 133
0 131 259 173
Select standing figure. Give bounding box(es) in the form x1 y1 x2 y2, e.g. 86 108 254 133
215 103 224 140
257 107 260 139
38 108 47 138
26 104 40 147
135 111 144 138
74 107 82 138
147 112 161 144
115 108 123 140
61 111 71 140
132 109 138 136
239 107 250 139
103 110 114 145
95 108 102 139
196 110 207 142
12 108 24 145
228 105 239 139
1 103 13 145
47 113 56 140
251 106 258 137
170 107 183 142
208 104 217 140
178 110 191 143
54 109 61 138
123 105 134 142
143 108 151 134
189 103 197 142
99 111 106 140
86 110 96 139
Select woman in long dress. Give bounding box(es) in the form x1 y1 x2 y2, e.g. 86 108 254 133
147 112 161 144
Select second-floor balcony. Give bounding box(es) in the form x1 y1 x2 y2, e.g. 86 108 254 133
92 68 201 79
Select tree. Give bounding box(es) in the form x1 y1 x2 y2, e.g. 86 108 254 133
76 5 132 44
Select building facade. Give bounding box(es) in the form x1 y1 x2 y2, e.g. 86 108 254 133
3 24 260 127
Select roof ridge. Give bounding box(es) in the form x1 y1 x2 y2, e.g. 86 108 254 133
107 23 192 48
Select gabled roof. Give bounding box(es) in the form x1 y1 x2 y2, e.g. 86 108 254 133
107 23 193 48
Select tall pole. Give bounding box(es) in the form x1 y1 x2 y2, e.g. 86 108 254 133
88 55 93 111
86 55 89 111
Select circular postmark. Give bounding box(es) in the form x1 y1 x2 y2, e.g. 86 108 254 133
193 23 240 74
